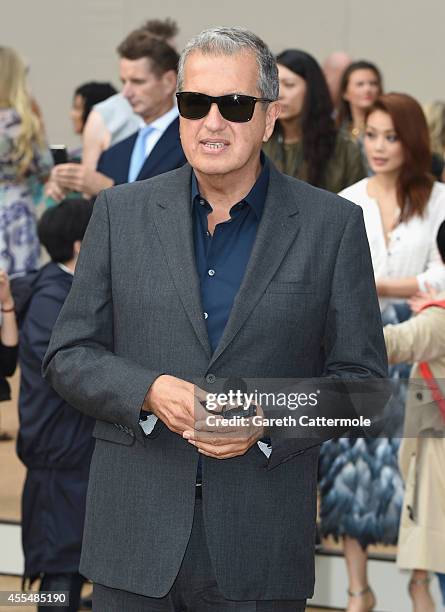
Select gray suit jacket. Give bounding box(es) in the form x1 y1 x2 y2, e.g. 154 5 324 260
43 162 387 600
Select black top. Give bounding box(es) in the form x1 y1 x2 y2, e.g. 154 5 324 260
0 342 18 401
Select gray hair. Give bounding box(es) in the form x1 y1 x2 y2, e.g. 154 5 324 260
177 27 278 100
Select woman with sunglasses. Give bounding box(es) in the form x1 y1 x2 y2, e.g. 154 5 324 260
262 49 366 193
319 93 445 612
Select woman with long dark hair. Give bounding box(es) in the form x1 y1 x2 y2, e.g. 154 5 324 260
263 49 365 192
336 60 383 141
70 82 117 137
320 93 445 612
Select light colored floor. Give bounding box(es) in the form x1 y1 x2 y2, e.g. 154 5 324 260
0 370 397 611
0 576 332 611
0 575 94 612
0 370 24 523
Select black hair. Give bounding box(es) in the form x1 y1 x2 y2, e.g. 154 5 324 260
38 198 94 263
438 219 445 262
275 49 337 188
74 81 117 129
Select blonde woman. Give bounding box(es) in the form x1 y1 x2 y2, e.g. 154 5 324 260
0 46 53 275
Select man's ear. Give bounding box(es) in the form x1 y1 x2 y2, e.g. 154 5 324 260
163 70 178 95
263 101 281 143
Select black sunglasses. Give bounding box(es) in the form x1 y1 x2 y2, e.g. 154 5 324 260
176 91 274 123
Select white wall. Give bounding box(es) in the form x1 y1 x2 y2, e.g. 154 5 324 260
2 0 444 148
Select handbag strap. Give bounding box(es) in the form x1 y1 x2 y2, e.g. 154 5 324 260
418 299 445 313
417 300 445 423
418 361 445 423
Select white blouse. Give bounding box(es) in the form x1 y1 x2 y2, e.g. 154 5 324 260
339 179 445 309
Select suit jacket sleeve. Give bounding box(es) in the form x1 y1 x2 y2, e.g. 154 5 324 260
96 148 113 179
42 190 161 443
267 204 388 468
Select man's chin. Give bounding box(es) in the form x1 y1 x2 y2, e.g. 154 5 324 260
191 158 237 177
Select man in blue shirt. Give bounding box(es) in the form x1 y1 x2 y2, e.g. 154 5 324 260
44 27 387 612
46 29 185 200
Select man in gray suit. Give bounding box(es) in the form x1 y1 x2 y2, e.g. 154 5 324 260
43 27 387 611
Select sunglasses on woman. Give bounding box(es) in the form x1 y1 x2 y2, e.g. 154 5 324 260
176 91 275 123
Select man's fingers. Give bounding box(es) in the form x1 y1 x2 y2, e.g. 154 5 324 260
189 436 259 459
194 417 246 433
194 385 208 403
183 422 257 443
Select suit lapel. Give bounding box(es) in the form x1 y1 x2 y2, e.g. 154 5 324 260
151 164 212 358
119 133 138 184
208 166 301 368
137 118 181 181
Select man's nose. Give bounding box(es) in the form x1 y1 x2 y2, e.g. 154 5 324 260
121 83 131 99
203 102 227 130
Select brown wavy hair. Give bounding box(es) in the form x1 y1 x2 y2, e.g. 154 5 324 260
336 60 383 129
366 93 434 221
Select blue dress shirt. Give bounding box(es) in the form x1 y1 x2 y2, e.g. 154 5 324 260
192 157 270 353
140 156 271 470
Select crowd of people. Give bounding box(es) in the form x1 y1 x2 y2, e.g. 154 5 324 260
0 16 445 612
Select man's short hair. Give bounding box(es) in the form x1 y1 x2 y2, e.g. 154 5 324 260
438 219 445 263
142 18 178 41
38 198 94 264
117 29 179 76
177 27 278 101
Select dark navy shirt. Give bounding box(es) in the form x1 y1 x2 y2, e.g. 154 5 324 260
192 157 270 353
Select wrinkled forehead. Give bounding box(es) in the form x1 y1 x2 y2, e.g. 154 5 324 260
182 49 260 95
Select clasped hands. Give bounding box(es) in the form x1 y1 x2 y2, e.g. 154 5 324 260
143 374 264 459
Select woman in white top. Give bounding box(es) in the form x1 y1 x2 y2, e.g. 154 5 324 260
319 93 445 612
340 100 445 313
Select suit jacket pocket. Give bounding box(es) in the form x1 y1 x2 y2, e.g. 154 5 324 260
266 281 314 294
92 420 136 446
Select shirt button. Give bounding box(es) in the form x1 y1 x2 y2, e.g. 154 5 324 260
206 373 216 384
208 269 215 277
205 231 211 237
203 312 208 320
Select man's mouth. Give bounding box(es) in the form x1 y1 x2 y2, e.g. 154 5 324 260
201 139 230 151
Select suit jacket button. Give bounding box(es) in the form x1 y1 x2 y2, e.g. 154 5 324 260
416 392 423 401
206 373 216 384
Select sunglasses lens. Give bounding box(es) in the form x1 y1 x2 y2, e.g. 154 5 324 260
177 92 210 120
219 95 255 122
177 93 258 122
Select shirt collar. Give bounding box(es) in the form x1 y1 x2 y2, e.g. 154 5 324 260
57 263 74 276
144 105 179 133
191 152 269 219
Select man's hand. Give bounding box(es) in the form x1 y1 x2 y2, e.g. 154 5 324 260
50 163 114 197
143 374 209 436
183 406 265 459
